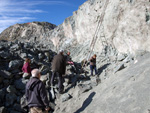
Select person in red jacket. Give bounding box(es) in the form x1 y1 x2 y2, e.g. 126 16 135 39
22 58 31 79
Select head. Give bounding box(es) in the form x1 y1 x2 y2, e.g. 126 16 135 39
67 51 70 56
31 69 41 79
25 58 31 63
59 49 64 55
93 54 97 58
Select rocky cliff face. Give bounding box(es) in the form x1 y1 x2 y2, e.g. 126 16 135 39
48 0 150 61
1 0 150 62
0 22 56 44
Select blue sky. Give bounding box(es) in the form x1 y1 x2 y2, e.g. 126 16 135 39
0 0 87 33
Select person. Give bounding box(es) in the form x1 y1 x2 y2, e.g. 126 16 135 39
25 69 50 113
89 54 97 76
51 50 66 94
22 58 31 79
66 52 74 65
66 51 78 74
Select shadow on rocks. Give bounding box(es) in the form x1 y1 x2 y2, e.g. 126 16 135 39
74 92 96 113
97 63 110 76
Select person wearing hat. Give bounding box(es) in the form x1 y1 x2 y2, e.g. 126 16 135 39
51 49 66 94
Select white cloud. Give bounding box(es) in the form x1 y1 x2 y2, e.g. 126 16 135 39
0 0 69 33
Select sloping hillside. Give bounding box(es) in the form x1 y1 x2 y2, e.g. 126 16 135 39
54 52 150 113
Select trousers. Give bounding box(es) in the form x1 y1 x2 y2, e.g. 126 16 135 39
90 65 97 75
51 72 64 93
30 107 48 113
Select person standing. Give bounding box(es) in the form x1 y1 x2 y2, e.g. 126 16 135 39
25 69 50 113
51 50 66 94
89 54 97 76
22 58 31 79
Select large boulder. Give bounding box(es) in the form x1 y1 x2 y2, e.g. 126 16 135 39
0 89 6 106
0 51 12 59
14 78 28 90
0 107 7 113
9 60 23 70
7 85 17 94
0 76 4 84
5 93 17 107
0 70 13 79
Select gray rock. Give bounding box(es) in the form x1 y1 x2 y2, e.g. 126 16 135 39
117 53 126 61
13 103 24 112
3 79 10 87
90 76 101 87
5 93 17 107
20 53 27 59
10 110 21 113
40 74 49 83
20 95 28 109
61 93 72 102
7 85 17 94
14 78 28 90
9 60 23 70
0 89 5 105
0 107 7 113
44 51 51 62
0 70 13 79
0 46 5 50
0 51 11 59
114 63 125 73
0 76 4 84
10 44 20 51
40 65 50 75
78 84 92 93
38 53 45 60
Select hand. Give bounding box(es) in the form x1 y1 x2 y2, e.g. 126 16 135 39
45 107 50 111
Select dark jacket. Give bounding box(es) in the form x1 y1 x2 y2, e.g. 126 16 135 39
25 77 49 109
90 57 96 66
52 53 66 75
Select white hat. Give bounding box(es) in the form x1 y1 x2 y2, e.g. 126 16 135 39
59 49 64 53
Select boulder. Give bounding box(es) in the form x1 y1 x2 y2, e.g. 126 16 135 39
10 110 21 113
40 65 50 75
0 107 7 113
0 89 6 106
0 76 4 84
114 63 126 73
20 53 27 59
3 80 10 87
13 103 25 112
38 53 45 60
0 46 5 50
10 44 20 51
9 60 23 70
5 93 17 107
7 85 17 94
20 95 28 109
40 74 49 83
90 76 101 87
14 78 28 90
61 93 72 102
117 53 126 61
0 51 11 59
0 70 13 79
78 84 92 93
